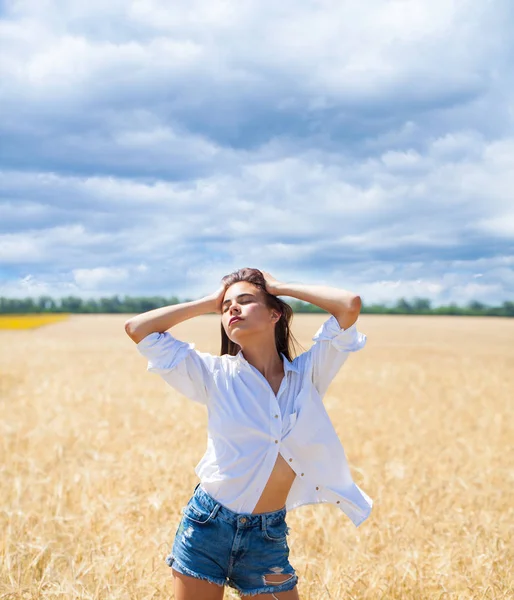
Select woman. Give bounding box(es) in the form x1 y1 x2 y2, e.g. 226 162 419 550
125 268 372 600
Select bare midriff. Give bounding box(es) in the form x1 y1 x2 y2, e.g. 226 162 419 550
251 452 297 513
248 368 298 514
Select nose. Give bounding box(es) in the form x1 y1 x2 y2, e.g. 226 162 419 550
229 304 240 316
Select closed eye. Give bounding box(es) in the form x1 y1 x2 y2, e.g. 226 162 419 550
223 299 252 312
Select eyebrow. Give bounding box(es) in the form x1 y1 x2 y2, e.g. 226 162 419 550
222 293 256 307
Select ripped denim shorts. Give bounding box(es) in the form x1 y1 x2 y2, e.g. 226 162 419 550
167 482 299 597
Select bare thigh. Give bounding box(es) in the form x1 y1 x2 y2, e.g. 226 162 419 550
239 575 300 600
241 588 300 599
172 568 225 600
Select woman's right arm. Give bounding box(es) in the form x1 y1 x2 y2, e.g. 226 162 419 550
124 285 225 344
126 286 226 406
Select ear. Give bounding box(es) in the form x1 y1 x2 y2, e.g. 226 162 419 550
271 310 281 322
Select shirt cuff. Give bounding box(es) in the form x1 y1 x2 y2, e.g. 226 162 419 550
312 315 367 352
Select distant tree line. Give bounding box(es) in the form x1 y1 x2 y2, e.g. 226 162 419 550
1 295 513 317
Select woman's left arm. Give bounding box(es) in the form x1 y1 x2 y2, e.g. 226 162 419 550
263 273 366 398
263 273 362 330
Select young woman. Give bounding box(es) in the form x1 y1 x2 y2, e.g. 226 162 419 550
125 268 372 600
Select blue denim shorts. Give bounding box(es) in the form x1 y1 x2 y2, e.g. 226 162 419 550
167 482 299 597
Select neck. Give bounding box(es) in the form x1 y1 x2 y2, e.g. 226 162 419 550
239 339 284 378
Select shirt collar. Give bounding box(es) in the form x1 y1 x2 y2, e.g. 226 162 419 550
235 350 300 374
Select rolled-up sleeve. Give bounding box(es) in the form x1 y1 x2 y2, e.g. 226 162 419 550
136 331 219 406
308 315 367 398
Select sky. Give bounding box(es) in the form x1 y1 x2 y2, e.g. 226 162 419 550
1 0 513 307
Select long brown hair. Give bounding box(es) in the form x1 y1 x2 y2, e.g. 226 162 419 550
219 268 302 360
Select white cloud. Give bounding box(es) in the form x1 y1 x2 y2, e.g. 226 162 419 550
72 267 129 289
1 0 513 305
0 273 80 297
477 215 514 238
0 224 115 264
2 0 508 130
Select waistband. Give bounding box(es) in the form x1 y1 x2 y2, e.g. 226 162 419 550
192 482 287 528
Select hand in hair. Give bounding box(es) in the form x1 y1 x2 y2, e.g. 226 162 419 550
207 284 227 314
261 271 283 296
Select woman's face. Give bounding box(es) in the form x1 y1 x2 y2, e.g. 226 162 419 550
221 281 279 342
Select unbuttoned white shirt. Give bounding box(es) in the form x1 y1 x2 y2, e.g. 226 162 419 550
136 314 373 527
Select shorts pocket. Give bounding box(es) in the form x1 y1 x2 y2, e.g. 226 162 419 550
181 500 216 525
262 519 289 542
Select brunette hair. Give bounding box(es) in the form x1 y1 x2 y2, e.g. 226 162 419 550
219 268 302 360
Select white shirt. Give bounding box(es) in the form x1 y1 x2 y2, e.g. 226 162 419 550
136 315 373 527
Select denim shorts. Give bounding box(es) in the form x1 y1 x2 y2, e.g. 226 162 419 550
167 482 299 597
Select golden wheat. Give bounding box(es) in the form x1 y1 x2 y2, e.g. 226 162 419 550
0 314 512 599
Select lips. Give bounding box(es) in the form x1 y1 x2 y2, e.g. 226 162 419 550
229 317 243 326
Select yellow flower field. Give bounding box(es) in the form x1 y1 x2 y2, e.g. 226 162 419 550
0 314 69 329
0 314 512 599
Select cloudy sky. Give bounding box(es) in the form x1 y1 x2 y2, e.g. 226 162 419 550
1 0 513 306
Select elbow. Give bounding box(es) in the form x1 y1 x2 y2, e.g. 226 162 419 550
124 319 154 344
333 296 362 330
346 296 362 314
124 319 137 339
350 295 362 313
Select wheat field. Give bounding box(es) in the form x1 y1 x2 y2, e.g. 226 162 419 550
1 314 512 599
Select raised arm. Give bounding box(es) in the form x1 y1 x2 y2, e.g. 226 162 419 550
262 272 362 329
124 284 227 406
124 284 226 343
262 272 365 398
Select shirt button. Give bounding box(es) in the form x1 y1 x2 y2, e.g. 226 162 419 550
336 501 340 504
301 473 304 476
275 440 279 444
315 486 319 490
289 458 293 462
274 414 279 418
